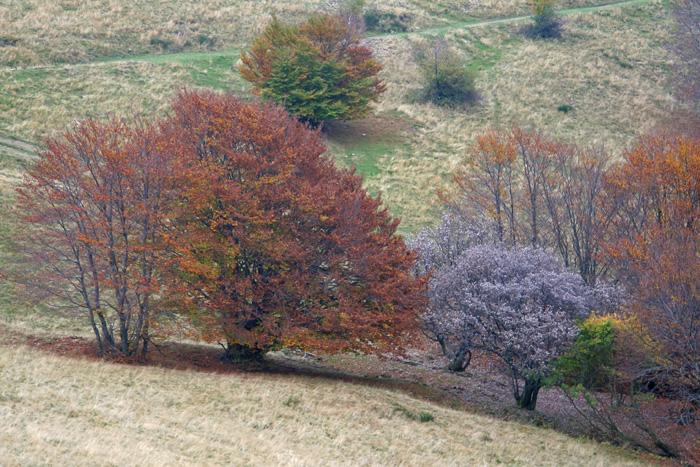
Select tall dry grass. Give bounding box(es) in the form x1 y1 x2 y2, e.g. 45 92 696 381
0 342 652 466
0 0 641 68
353 0 676 232
0 0 325 67
0 0 678 234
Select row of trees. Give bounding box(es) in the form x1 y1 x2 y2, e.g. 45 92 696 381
412 128 699 456
439 127 612 285
9 90 426 363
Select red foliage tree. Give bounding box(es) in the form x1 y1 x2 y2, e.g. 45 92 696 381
603 134 700 432
13 119 179 357
164 90 425 364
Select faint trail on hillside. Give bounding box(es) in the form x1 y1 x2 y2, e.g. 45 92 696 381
393 0 654 37
0 137 39 160
4 0 656 75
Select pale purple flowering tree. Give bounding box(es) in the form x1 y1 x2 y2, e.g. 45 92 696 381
411 214 618 410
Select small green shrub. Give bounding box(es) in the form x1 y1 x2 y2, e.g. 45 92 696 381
363 9 411 33
392 403 435 422
197 34 216 47
0 36 19 47
149 37 171 49
553 315 618 390
282 395 302 407
557 104 573 113
418 39 476 107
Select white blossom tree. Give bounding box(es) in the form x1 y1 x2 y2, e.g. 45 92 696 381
411 214 618 409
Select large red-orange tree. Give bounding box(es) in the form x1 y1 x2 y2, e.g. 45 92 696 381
604 135 700 420
13 119 179 357
165 90 425 363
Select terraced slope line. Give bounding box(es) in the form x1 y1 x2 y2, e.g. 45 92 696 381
0 137 38 160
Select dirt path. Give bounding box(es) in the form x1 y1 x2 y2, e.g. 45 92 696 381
398 0 654 36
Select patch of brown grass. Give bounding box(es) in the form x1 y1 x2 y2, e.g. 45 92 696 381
0 333 656 466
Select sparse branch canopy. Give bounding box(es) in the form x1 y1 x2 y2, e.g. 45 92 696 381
441 127 613 286
13 119 179 357
239 13 385 125
417 39 476 107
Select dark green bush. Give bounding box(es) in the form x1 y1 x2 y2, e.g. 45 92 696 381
418 40 476 107
524 0 562 39
557 104 573 113
363 9 411 33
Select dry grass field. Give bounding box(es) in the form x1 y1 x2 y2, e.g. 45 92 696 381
0 0 676 231
0 0 618 68
0 337 656 467
0 1 687 463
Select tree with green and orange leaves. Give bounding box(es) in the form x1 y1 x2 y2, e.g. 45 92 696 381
238 13 385 125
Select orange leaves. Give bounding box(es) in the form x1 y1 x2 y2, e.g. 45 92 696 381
11 89 425 360
162 90 426 357
238 13 384 124
601 134 700 423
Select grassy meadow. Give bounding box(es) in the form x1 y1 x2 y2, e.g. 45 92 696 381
0 0 686 464
0 0 676 231
0 341 654 466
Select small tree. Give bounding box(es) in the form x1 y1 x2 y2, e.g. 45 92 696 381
12 119 178 357
239 14 385 125
412 214 608 410
554 314 680 459
413 217 600 410
165 90 426 365
525 0 562 39
410 213 496 371
418 39 476 107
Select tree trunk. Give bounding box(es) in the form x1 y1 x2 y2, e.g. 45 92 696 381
447 349 472 372
517 376 542 410
87 308 104 358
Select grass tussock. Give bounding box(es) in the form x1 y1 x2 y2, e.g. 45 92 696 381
0 343 651 466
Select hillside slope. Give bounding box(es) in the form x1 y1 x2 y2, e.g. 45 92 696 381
0 342 654 466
